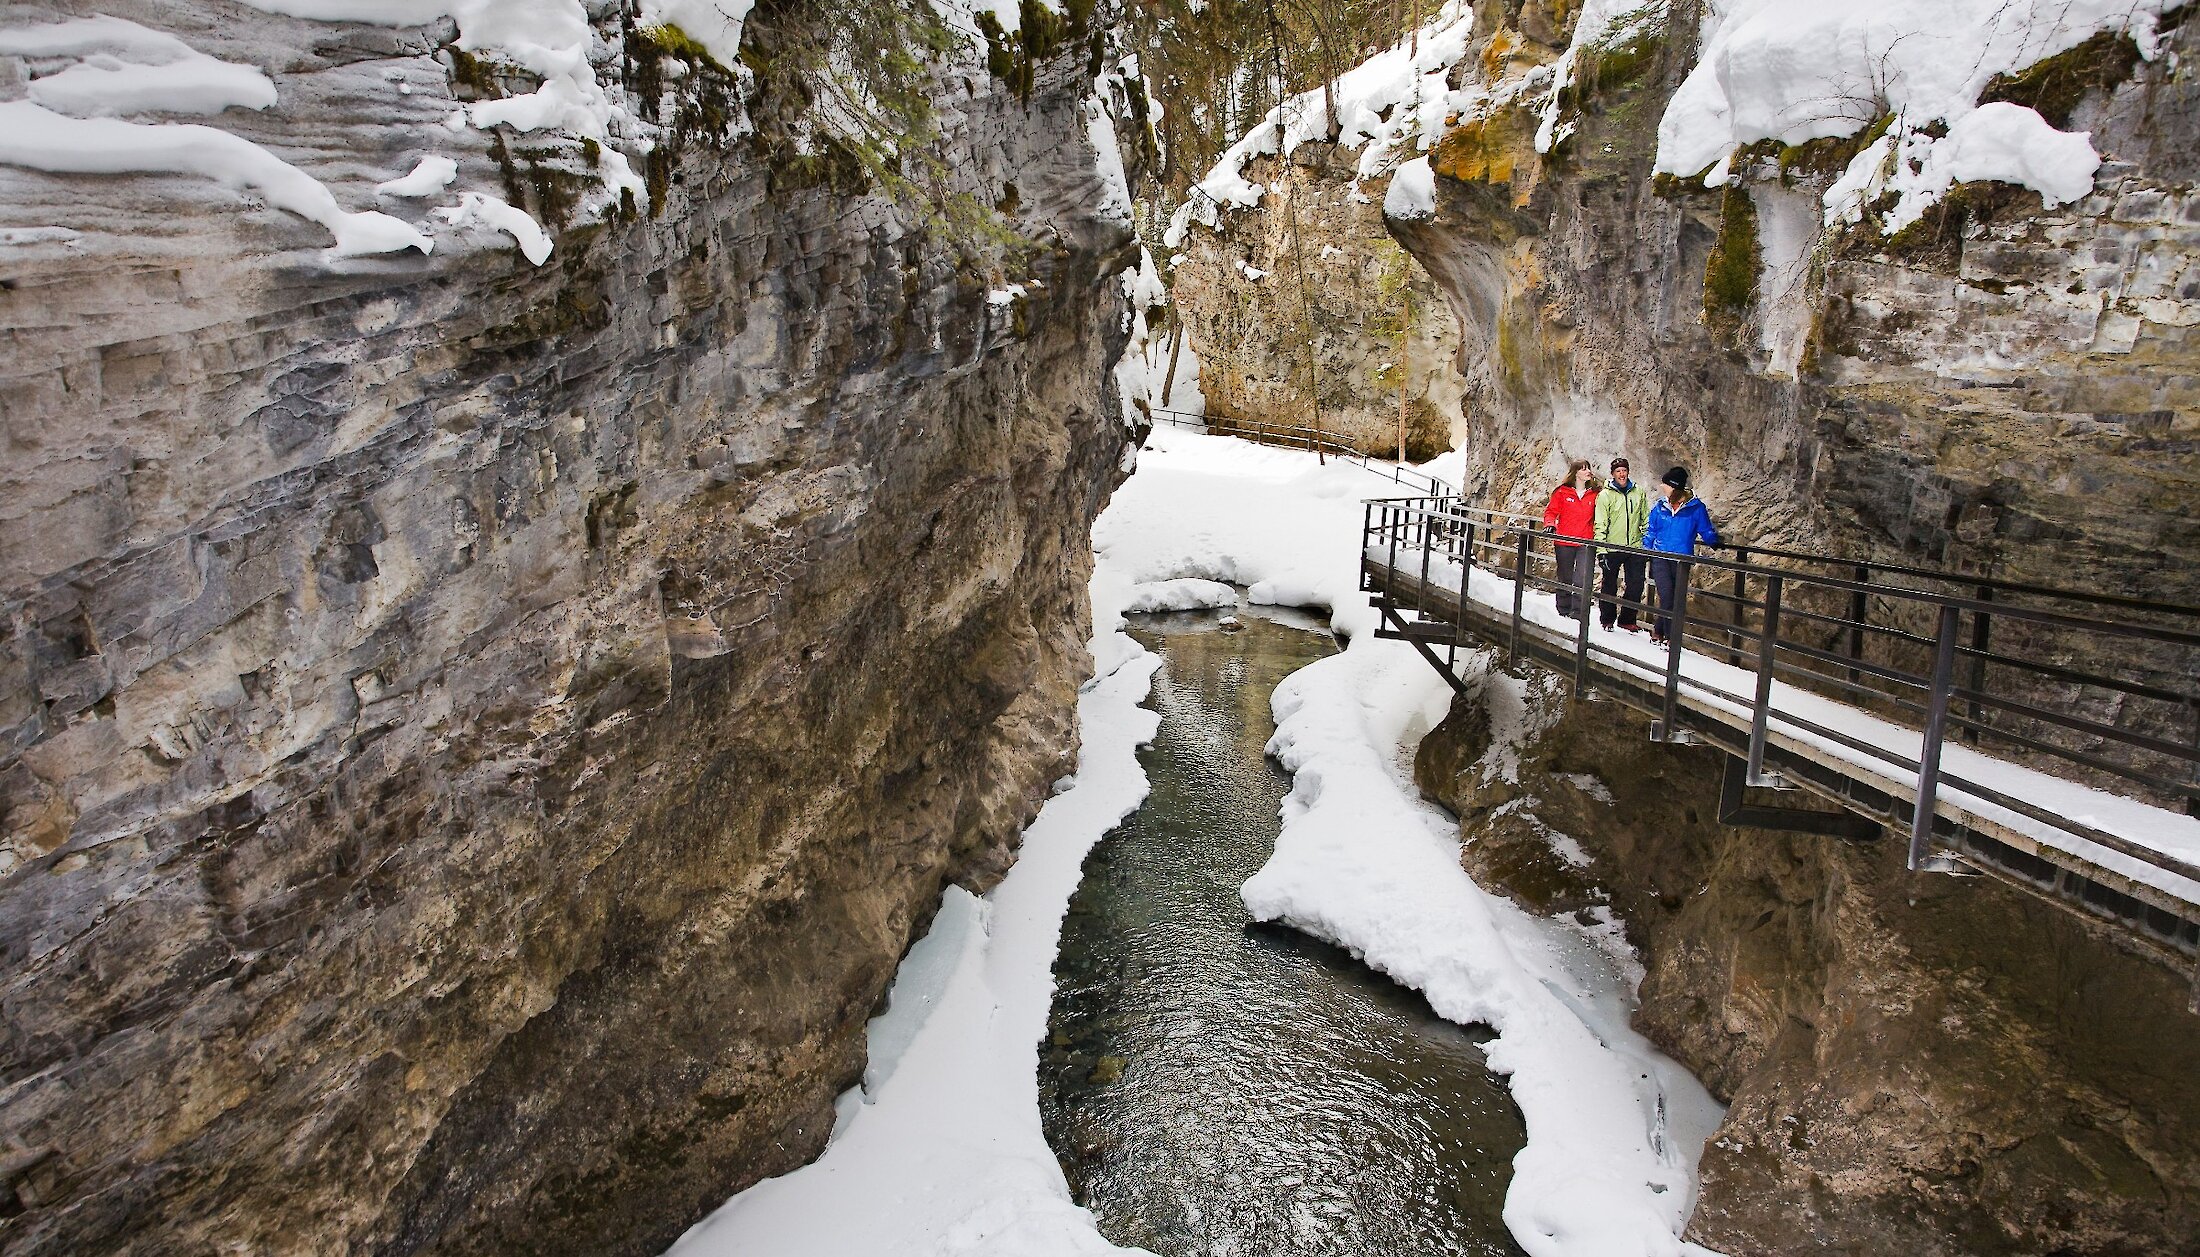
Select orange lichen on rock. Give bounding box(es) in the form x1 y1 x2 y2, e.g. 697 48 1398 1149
1431 107 1534 186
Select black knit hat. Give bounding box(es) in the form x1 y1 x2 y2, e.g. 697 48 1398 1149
1610 457 1629 472
1662 465 1689 491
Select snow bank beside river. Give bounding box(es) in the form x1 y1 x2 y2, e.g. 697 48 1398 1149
664 585 1162 1254
1108 428 1728 1257
673 426 1721 1257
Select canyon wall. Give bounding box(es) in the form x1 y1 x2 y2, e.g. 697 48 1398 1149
1415 672 2200 1255
1168 0 2199 599
1284 0 2200 1250
1390 0 2200 601
1384 1 2200 1250
0 4 1135 1254
1168 148 1467 458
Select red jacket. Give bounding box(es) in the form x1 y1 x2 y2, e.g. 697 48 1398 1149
1543 485 1599 547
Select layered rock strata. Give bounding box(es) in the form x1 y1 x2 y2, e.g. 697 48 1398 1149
1416 670 2200 1255
0 5 1135 1255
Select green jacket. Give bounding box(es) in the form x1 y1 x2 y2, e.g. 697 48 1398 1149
1594 481 1650 547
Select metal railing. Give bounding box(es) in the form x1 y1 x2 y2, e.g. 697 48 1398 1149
1359 495 2200 889
1140 406 1455 499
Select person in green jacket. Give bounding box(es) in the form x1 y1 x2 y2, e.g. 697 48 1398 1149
1593 457 1650 631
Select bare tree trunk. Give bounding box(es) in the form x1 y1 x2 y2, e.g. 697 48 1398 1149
1398 354 1408 463
1160 314 1185 408
1261 0 1325 462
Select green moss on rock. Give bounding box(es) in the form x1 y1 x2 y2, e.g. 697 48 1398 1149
1980 31 2143 129
1880 180 2038 270
973 0 1092 101
445 46 503 99
636 21 734 75
1776 113 1893 182
1702 184 1760 343
1577 4 1665 103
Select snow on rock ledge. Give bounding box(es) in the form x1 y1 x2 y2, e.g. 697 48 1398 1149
1383 155 1437 219
1654 0 2187 230
1885 101 2102 229
1164 1 1479 246
433 191 553 264
0 100 432 257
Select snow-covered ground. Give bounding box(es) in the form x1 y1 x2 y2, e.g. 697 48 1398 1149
668 428 1726 1257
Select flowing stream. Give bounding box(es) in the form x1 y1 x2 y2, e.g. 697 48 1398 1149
1039 605 1528 1257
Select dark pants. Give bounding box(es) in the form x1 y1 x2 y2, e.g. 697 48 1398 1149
1650 557 1683 639
1554 545 1590 619
1598 554 1646 628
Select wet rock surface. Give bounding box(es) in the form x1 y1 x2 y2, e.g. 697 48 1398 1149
1414 665 2200 1255
0 6 1134 1255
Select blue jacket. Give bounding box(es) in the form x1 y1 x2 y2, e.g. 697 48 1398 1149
1643 496 1719 555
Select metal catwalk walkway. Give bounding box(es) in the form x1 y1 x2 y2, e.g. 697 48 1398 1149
1360 494 2200 976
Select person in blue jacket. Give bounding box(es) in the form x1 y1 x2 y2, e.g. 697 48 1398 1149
1642 465 1719 646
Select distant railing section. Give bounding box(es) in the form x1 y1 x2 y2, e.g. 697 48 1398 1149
1140 406 1455 499
1359 495 2200 887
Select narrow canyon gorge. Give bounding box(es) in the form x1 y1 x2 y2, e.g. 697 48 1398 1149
3 0 2197 1255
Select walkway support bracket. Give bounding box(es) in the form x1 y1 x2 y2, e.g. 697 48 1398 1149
1376 600 1468 696
1509 529 1529 666
1721 755 1882 841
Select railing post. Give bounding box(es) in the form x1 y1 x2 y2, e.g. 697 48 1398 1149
1746 573 1784 785
1384 505 1399 611
1658 562 1689 741
1418 506 1435 608
1361 502 1372 593
1847 563 1868 690
1509 529 1529 665
1455 515 1473 656
1965 584 1993 744
2186 698 2200 820
1573 541 1597 696
1728 546 1751 667
1908 603 1964 872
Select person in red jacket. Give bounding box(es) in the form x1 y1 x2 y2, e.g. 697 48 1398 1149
1542 458 1601 619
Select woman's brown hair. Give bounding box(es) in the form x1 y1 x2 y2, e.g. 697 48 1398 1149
1555 458 1600 495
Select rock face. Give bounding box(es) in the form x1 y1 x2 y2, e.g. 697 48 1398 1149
1169 148 1467 459
0 5 1134 1255
1387 7 2200 1243
1389 0 2200 608
1414 670 2200 1255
